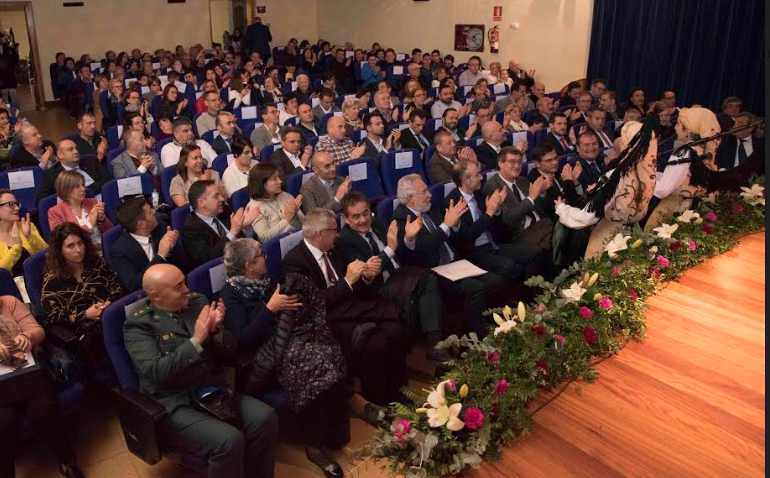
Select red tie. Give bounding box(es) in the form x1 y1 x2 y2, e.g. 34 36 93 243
560 137 570 150
322 253 338 285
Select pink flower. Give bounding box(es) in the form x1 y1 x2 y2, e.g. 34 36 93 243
688 240 696 251
583 326 598 346
670 241 682 251
393 419 411 442
486 351 501 365
579 306 594 320
702 224 714 235
612 266 621 276
705 212 718 222
494 380 510 395
628 289 638 301
536 359 551 375
446 379 457 393
464 407 485 430
647 267 663 279
657 255 670 268
599 297 614 309
733 204 744 213
532 324 546 338
553 334 566 345
536 303 546 315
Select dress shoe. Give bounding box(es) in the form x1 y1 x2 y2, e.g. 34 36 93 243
305 447 343 478
361 402 388 427
426 348 454 364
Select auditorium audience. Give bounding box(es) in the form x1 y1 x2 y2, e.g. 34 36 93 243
211 111 240 155
249 103 282 150
10 123 54 170
428 130 478 184
360 112 400 167
170 145 221 207
476 121 513 171
195 90 224 136
269 127 311 182
72 112 107 161
160 117 217 168
47 171 114 248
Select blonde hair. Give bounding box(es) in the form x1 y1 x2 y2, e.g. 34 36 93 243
55 170 86 200
342 97 360 112
506 103 523 115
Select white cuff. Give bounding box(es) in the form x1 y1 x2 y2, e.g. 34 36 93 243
189 338 203 353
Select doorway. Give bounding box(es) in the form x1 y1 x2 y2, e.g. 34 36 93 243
209 0 252 48
0 1 45 110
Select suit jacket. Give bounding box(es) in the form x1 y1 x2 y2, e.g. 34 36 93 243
540 132 574 156
444 188 504 259
181 209 238 267
110 221 184 292
210 134 234 156
299 174 344 214
576 155 606 191
336 221 398 276
9 148 42 170
475 142 510 171
429 125 466 146
427 153 457 185
112 150 164 180
48 198 114 235
392 203 456 269
37 158 109 201
399 127 430 153
482 173 546 243
312 105 341 124
527 168 581 221
297 121 321 141
249 124 282 151
269 148 307 181
716 135 763 170
360 137 390 163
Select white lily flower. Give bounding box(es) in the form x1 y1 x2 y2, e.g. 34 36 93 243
424 380 450 409
677 210 700 223
652 223 679 239
740 184 765 206
649 246 659 254
702 192 718 204
426 403 465 431
561 281 587 302
493 320 516 337
604 233 632 259
517 302 526 321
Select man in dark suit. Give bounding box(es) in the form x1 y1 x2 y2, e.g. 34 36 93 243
716 112 763 170
448 160 543 282
527 144 584 221
269 127 312 181
210 111 242 156
337 192 451 363
112 195 186 291
245 16 272 61
296 103 321 140
360 111 399 169
573 130 606 191
283 208 408 405
72 112 108 161
393 174 507 338
398 109 430 153
10 123 55 170
299 151 352 214
578 106 615 150
37 139 109 201
531 97 554 127
482 147 553 250
565 92 593 128
540 113 574 156
428 130 479 184
475 121 512 171
429 107 466 146
181 180 259 267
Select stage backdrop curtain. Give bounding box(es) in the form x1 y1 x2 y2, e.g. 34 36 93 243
587 0 765 115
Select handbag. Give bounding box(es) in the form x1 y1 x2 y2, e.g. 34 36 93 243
191 385 240 427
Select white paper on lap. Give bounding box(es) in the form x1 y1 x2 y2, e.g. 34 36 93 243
432 259 487 282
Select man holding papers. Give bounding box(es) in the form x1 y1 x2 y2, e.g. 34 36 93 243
393 174 506 338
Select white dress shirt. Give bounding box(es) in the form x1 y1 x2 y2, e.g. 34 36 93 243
196 212 237 241
304 239 352 289
161 139 217 168
403 205 454 262
735 137 754 167
458 189 492 247
129 232 155 261
498 175 539 228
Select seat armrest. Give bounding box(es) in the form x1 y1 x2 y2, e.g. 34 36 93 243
45 324 79 350
113 387 167 465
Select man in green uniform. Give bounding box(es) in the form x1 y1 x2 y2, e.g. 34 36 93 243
124 263 278 478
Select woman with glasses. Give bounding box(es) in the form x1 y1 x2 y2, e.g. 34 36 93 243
121 112 155 151
169 145 221 207
247 163 304 242
47 171 114 249
0 189 47 279
121 89 152 128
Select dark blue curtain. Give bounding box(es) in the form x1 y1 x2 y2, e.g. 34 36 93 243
587 0 765 115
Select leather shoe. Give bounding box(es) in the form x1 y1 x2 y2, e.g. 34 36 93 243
361 402 388 427
305 447 343 478
60 464 86 478
427 348 454 364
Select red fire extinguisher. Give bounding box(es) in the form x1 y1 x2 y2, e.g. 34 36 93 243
489 25 500 54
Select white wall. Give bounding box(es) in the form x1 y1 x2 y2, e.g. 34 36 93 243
250 0 318 50
0 0 212 102
210 0 233 45
0 7 30 60
316 0 593 91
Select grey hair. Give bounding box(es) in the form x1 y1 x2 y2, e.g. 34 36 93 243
342 97 360 112
302 208 336 238
397 173 423 205
223 238 262 277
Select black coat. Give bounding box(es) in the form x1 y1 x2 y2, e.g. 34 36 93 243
181 209 238 267
527 168 581 221
540 132 574 156
575 154 606 191
245 22 272 58
110 221 186 292
37 157 109 201
392 203 457 269
443 188 504 259
475 141 511 171
399 127 430 153
716 135 764 170
269 148 306 181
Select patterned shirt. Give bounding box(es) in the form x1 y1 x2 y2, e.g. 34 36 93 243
315 135 356 165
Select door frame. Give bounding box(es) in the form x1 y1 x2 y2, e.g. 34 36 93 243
0 1 45 109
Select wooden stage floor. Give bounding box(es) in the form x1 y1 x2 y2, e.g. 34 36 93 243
469 232 766 478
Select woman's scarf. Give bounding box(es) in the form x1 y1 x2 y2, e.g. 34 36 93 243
226 275 273 302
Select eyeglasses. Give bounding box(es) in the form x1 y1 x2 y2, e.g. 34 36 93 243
0 201 20 209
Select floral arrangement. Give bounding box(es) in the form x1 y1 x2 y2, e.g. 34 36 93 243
357 179 765 478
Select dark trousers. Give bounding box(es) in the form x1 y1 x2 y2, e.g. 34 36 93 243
297 380 352 450
381 272 443 333
438 271 507 339
0 385 75 478
469 243 543 280
161 395 279 478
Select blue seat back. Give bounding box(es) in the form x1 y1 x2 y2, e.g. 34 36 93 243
106 146 127 178
155 137 173 157
22 250 47 305
187 257 226 300
380 149 425 196
107 125 123 150
429 181 457 212
424 118 442 138
0 268 22 301
171 204 191 231
263 230 304 281
235 105 260 123
507 131 534 155
308 136 320 149
459 114 476 133
385 65 405 89
231 188 251 211
102 174 155 223
161 166 178 205
102 290 148 390
348 129 366 143
260 143 281 163
102 225 124 270
211 153 232 178
283 117 298 127
62 132 80 142
243 121 260 139
0 167 43 213
533 128 550 146
375 196 400 224
285 171 315 197
336 158 384 200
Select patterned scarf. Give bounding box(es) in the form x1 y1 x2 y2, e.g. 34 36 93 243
226 275 273 302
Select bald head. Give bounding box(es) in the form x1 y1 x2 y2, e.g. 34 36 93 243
143 264 190 312
481 120 504 145
20 124 42 150
326 116 346 141
142 264 182 292
57 139 80 167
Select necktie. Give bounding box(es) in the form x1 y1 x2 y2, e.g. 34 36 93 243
214 219 228 239
322 253 338 285
513 184 540 227
417 134 428 150
560 136 570 151
421 213 454 265
365 232 379 254
599 131 611 149
737 140 748 166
